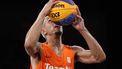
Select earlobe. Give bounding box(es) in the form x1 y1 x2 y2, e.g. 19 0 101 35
41 29 47 39
43 31 47 36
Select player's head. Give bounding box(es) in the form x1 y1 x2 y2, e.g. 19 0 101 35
41 16 63 39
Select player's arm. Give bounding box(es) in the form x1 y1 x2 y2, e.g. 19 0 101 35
72 21 106 63
72 13 106 63
72 45 106 64
24 0 58 58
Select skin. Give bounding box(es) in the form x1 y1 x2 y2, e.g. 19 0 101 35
24 0 106 69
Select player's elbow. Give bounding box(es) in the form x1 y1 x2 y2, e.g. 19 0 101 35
24 42 31 49
24 39 30 48
95 53 106 63
24 37 35 47
24 41 31 52
24 41 35 55
24 39 34 51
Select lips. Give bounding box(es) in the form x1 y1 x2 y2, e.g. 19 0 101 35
54 25 60 28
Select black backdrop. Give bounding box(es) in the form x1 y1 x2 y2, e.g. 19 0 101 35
0 0 111 69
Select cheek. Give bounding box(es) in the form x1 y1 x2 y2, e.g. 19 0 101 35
50 27 54 31
45 25 54 32
47 27 53 31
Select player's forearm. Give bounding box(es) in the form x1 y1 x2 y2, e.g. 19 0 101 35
79 29 106 61
25 12 46 47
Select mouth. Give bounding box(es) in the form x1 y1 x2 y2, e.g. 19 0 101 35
54 24 60 28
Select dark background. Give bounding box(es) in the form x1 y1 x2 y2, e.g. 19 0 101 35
0 0 113 69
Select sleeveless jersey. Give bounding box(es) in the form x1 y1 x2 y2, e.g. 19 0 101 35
30 43 75 69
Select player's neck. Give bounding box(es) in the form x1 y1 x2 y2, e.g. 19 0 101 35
47 36 62 48
46 35 64 56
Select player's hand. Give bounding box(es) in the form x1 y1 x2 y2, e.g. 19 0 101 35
72 15 86 31
41 0 59 16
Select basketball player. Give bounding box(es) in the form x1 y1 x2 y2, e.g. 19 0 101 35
24 0 106 69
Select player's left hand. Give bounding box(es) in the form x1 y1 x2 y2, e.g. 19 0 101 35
72 15 86 31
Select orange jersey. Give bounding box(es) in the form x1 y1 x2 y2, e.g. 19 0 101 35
30 43 75 69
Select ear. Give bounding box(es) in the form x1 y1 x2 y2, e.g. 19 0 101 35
43 31 47 36
41 28 47 38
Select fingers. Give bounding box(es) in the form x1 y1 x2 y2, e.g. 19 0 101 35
76 15 84 22
72 16 80 25
72 15 84 25
48 0 59 5
76 15 82 19
45 0 59 10
52 1 60 4
75 5 81 16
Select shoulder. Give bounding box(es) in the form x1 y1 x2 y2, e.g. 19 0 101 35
71 45 84 51
70 45 85 54
63 44 72 49
63 44 84 50
63 44 75 53
63 44 85 53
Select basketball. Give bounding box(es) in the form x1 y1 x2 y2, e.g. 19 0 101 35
48 1 77 26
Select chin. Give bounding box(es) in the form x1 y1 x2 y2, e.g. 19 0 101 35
55 31 62 35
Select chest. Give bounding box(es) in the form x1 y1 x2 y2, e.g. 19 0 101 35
41 46 74 66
